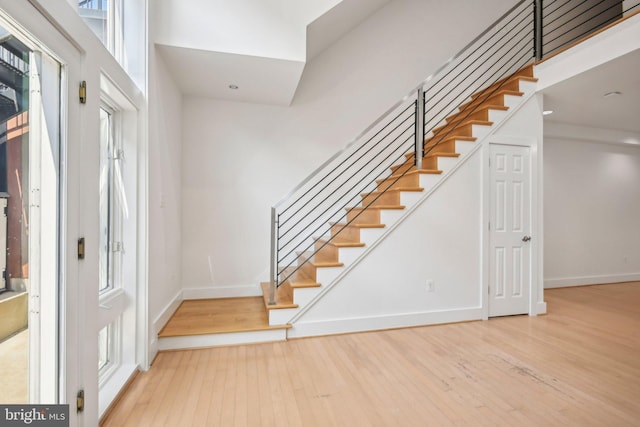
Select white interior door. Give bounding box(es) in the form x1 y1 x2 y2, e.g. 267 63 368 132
489 144 531 317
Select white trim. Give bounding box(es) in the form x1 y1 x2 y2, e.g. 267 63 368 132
97 363 137 419
158 329 287 350
545 273 640 288
288 308 483 338
152 290 182 336
182 284 262 300
537 302 547 314
534 12 640 91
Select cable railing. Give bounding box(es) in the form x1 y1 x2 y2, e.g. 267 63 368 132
541 0 637 57
268 0 634 305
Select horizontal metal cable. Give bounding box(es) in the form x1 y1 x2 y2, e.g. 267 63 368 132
278 110 415 242
277 123 415 258
277 134 414 276
279 102 415 220
543 1 623 51
271 0 536 289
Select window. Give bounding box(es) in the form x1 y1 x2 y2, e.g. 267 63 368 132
98 101 124 387
97 81 139 418
78 0 122 60
98 106 123 294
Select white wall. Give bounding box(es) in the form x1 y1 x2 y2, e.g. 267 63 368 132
291 150 484 336
181 0 519 294
544 125 640 288
148 4 183 356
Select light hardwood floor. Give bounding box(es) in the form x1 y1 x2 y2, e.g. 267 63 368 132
102 282 640 426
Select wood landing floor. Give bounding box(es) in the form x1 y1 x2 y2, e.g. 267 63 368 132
158 297 287 337
104 282 640 426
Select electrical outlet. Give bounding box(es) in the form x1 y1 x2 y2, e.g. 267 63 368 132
426 280 435 292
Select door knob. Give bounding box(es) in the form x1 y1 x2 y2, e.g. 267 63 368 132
522 235 531 242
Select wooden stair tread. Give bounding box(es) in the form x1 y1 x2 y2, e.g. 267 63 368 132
432 119 493 135
424 152 460 159
260 282 298 310
331 222 386 229
361 187 424 198
316 238 366 248
405 137 476 159
348 205 406 211
295 251 345 268
459 89 524 110
376 169 442 185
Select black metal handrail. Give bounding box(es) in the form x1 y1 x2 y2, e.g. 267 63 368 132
268 0 635 305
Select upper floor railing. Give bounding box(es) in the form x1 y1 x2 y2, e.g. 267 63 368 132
268 0 639 304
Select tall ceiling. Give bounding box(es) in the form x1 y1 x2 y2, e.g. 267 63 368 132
156 0 391 106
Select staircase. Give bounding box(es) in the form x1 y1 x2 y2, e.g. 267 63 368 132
159 0 541 350
264 65 538 327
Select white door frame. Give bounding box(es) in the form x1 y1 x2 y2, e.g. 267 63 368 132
482 136 545 319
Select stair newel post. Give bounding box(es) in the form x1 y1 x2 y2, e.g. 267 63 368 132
268 207 278 305
414 87 425 169
533 0 543 61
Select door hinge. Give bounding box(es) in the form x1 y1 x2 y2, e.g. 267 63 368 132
488 157 491 167
30 294 40 314
111 241 124 253
488 222 491 231
77 237 85 260
79 81 87 104
77 389 84 412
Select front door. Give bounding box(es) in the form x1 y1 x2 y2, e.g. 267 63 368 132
489 144 531 317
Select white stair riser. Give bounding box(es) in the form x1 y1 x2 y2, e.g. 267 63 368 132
316 265 345 285
336 246 366 265
518 80 537 95
487 109 508 123
419 173 441 190
434 156 460 174
359 227 386 244
379 209 405 227
269 307 298 325
454 140 476 156
290 286 322 307
399 191 423 208
503 94 522 109
470 124 492 139
159 329 287 349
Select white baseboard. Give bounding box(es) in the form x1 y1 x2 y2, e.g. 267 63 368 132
287 307 483 338
544 273 640 289
536 301 547 315
182 284 262 299
152 290 183 336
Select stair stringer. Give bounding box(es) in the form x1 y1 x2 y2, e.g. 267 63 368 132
281 86 538 336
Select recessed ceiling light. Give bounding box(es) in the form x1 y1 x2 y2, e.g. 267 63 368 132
542 110 554 116
603 91 621 98
229 84 239 90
